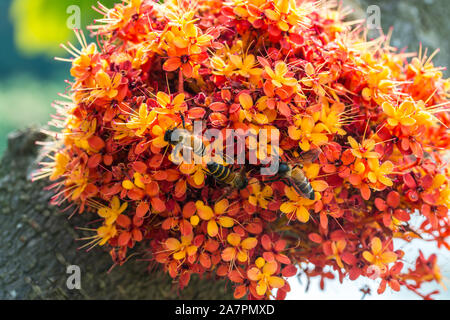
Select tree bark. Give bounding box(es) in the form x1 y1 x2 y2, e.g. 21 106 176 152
0 127 233 300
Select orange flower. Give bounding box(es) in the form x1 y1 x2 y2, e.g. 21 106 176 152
163 48 207 78
90 69 122 100
155 92 187 114
70 43 100 82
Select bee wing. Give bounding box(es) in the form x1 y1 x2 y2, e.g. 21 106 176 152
297 149 321 164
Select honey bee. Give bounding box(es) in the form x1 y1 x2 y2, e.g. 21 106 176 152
164 114 207 158
206 162 249 191
265 149 320 200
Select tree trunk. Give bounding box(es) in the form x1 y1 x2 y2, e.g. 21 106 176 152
0 127 233 300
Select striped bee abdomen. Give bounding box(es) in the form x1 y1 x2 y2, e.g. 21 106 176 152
207 162 233 183
291 167 315 200
191 135 207 156
167 130 207 158
181 133 207 157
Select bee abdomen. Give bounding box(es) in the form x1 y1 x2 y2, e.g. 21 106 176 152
293 170 315 200
207 162 231 182
299 180 315 200
173 132 207 157
192 136 207 156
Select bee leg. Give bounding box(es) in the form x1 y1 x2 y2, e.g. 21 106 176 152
179 112 186 129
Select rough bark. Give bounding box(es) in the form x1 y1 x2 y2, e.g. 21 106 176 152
0 127 233 300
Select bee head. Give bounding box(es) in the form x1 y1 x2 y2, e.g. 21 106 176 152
206 162 216 172
164 128 175 144
236 175 248 190
278 162 290 174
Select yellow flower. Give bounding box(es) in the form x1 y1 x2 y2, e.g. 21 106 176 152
179 163 206 187
98 196 128 225
280 186 315 223
288 116 328 151
65 166 89 200
238 93 273 125
248 179 273 209
165 234 198 261
151 114 176 148
210 55 235 77
362 66 394 103
264 61 298 88
320 101 347 135
97 224 118 246
412 100 444 127
382 100 416 127
222 233 258 263
347 136 379 159
247 257 285 296
195 199 234 237
362 237 397 272
67 118 97 152
126 103 157 136
155 92 186 114
301 62 330 97
229 54 263 78
264 0 308 31
164 12 213 55
50 152 69 181
122 172 148 190
367 158 394 187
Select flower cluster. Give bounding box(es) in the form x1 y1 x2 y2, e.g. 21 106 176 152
36 0 449 300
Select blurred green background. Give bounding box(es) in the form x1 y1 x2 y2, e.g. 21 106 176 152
0 0 115 155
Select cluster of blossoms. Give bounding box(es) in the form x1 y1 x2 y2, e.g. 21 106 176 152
36 0 450 299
